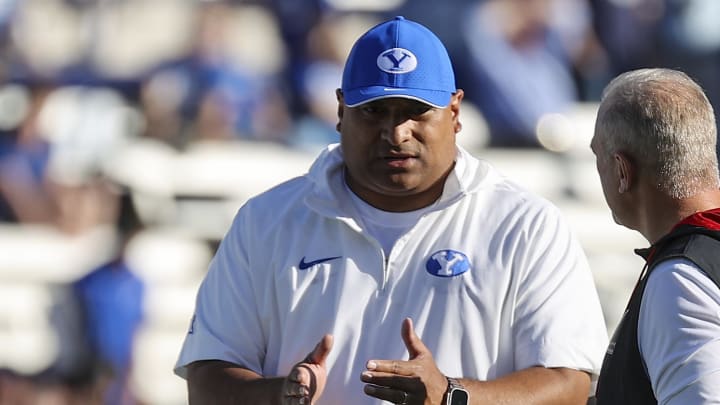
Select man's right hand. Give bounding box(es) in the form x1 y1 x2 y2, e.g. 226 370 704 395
281 334 334 405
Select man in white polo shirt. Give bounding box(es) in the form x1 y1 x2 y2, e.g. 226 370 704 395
175 16 608 405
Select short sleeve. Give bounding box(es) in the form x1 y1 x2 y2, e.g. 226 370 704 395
512 203 609 378
174 207 267 378
639 259 720 404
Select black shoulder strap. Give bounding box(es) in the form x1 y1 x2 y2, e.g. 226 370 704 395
648 229 720 289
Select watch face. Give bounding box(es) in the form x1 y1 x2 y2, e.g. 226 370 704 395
449 389 469 405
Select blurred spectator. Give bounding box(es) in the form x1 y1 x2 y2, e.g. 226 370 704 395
659 0 720 136
460 0 600 148
589 0 665 74
0 187 144 405
266 0 325 116
287 13 379 152
69 190 145 405
35 84 140 234
590 0 720 155
40 189 146 405
590 0 720 104
0 83 57 223
0 78 140 234
139 2 293 149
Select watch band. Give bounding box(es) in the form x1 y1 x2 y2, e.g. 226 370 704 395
445 377 469 405
447 377 463 390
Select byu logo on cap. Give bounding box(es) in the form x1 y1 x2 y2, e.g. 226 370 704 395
377 48 417 74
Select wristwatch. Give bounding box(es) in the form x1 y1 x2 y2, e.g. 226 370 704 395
445 377 469 405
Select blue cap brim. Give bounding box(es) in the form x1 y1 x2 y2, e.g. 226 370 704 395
343 85 452 108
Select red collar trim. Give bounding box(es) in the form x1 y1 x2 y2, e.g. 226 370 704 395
674 208 720 231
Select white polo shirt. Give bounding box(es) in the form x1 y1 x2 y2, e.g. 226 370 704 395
175 144 608 404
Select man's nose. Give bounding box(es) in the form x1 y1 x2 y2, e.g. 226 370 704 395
380 116 413 145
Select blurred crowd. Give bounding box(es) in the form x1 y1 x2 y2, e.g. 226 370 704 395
3 0 720 225
1 0 720 404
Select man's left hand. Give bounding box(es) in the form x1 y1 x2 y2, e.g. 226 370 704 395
360 318 448 405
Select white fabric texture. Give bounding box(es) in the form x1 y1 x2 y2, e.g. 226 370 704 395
174 144 608 404
639 258 720 404
346 177 436 257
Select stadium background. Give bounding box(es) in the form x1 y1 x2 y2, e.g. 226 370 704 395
1 0 719 403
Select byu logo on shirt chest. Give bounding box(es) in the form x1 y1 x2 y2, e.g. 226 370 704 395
426 250 471 277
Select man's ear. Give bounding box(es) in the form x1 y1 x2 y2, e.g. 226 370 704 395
614 152 633 193
336 89 344 132
450 89 464 133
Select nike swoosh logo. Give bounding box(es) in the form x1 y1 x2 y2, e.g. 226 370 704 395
298 256 341 270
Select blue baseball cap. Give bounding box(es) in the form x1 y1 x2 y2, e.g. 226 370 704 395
341 16 456 108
